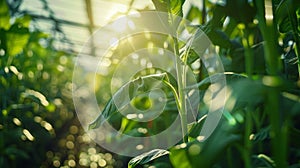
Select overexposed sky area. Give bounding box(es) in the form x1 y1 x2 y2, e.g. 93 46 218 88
19 0 202 52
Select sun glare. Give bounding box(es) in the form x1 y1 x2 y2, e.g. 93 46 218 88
111 17 128 32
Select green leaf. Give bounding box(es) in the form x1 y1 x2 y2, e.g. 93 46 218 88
170 144 195 168
207 28 233 49
210 5 226 28
251 126 270 143
298 9 300 32
276 0 300 33
170 0 185 17
231 78 266 108
186 6 202 23
88 98 118 130
188 114 206 139
21 89 50 107
152 0 185 17
128 149 170 168
152 0 168 12
0 0 10 30
15 15 31 28
279 16 293 33
252 154 276 168
6 24 30 56
185 50 200 66
169 118 240 168
88 73 175 130
185 72 247 91
276 0 300 22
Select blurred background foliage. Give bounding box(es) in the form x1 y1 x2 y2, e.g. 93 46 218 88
0 0 124 167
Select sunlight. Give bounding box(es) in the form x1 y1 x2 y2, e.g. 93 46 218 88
136 144 144 150
265 0 273 21
23 129 35 141
24 89 49 107
196 136 205 141
111 17 128 32
109 37 119 48
13 118 22 126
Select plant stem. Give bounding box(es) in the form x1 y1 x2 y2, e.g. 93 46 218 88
173 36 188 143
241 25 254 168
244 109 253 168
163 79 181 110
167 0 188 143
242 29 254 78
255 0 287 167
201 0 206 25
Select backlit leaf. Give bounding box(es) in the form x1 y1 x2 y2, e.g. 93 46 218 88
128 149 170 168
276 0 300 33
88 73 174 130
0 0 10 30
6 24 30 56
170 118 240 168
152 0 185 17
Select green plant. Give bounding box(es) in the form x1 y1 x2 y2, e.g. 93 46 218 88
85 0 300 167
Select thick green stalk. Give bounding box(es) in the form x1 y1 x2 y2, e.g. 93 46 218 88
167 0 188 143
255 0 287 167
242 29 254 78
173 36 188 143
241 26 254 168
244 109 253 168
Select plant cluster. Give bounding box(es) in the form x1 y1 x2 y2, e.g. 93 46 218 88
89 0 300 167
0 0 121 167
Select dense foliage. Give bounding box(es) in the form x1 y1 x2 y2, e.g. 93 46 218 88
89 0 300 167
1 0 300 167
0 0 121 167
